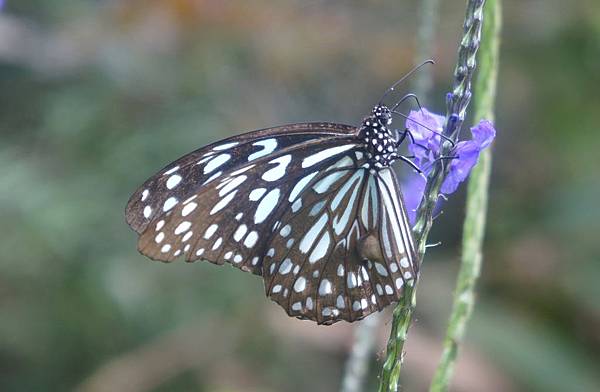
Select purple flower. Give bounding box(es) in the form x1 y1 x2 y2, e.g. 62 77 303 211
406 108 445 168
402 109 496 224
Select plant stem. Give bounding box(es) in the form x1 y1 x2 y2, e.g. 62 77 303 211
378 1 486 391
429 0 501 390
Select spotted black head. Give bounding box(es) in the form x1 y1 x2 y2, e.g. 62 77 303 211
372 104 393 126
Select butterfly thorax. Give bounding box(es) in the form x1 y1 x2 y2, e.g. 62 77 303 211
359 104 398 169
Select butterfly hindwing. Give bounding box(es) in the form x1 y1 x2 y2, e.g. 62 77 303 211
263 163 417 324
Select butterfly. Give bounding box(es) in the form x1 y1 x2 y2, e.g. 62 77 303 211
125 73 434 325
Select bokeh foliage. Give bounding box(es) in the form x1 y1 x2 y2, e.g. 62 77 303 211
0 1 598 391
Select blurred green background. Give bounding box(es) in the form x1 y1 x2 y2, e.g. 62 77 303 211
1 1 599 391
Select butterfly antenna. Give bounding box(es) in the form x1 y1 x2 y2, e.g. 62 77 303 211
391 110 455 146
378 59 435 105
390 93 424 114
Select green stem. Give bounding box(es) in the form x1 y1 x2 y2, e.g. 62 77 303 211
378 1 486 391
429 1 501 390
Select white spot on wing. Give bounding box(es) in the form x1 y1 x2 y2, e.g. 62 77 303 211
331 170 364 211
306 297 313 310
291 199 302 212
213 141 239 151
299 213 328 254
243 231 259 248
212 237 223 250
233 225 248 242
294 277 306 293
248 139 277 161
395 277 404 289
254 188 280 224
204 154 231 174
332 173 364 235
280 225 291 237
289 172 318 202
166 174 182 189
182 231 193 242
302 144 356 168
279 258 293 274
163 197 178 212
210 190 238 215
347 272 357 288
318 279 332 296
309 231 331 264
262 155 291 182
182 202 197 217
375 263 388 276
230 164 255 176
313 171 346 194
161 244 171 253
174 221 191 235
202 171 222 185
219 175 247 197
204 224 218 239
378 169 407 254
164 166 179 175
143 205 152 218
249 188 267 201
400 257 410 268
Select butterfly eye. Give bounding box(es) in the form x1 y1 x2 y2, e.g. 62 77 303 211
127 103 418 324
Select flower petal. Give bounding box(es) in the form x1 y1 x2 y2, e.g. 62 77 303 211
406 108 446 169
471 119 496 149
440 120 496 194
441 142 479 194
402 175 427 225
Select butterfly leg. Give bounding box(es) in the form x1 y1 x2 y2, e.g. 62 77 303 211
393 154 427 180
394 128 428 151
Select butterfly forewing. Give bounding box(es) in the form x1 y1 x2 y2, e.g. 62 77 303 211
126 123 358 235
128 124 364 276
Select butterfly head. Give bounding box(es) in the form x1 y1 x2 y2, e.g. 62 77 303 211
372 104 393 126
